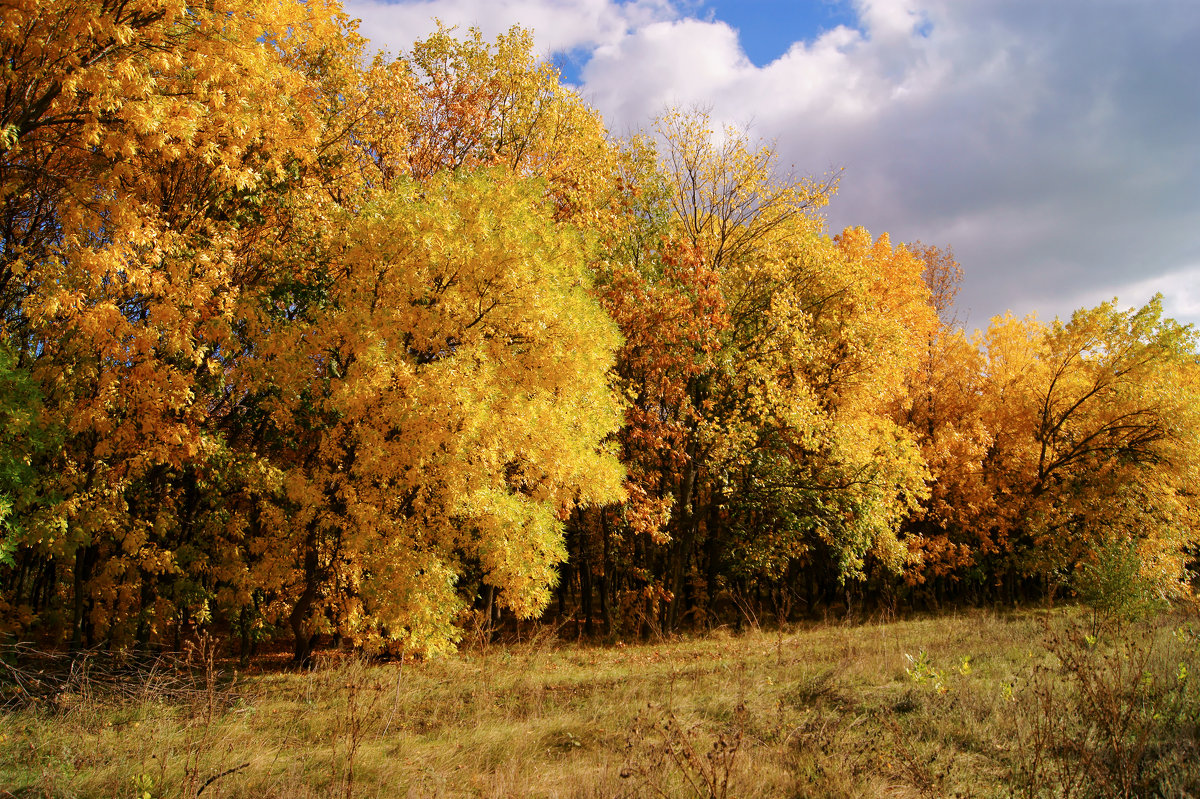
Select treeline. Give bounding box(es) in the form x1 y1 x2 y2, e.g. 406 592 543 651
1 0 1196 661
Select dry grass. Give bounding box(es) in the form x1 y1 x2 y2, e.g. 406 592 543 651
2 606 1197 798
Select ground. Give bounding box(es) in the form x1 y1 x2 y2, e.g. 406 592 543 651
2 606 1198 797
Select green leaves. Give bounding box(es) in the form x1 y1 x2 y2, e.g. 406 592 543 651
0 343 59 567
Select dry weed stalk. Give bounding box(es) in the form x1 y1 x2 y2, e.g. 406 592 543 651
1009 617 1200 798
619 700 746 799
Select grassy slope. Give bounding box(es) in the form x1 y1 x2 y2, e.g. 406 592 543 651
3 607 1198 798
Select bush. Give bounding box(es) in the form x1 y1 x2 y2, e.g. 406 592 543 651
1074 535 1172 634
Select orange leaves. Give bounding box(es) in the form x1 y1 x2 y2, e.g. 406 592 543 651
897 295 1200 600
581 114 935 603
376 24 618 228
0 0 372 648
3 1 1197 654
603 238 725 404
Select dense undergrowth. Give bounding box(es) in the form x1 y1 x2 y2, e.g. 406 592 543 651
2 605 1198 798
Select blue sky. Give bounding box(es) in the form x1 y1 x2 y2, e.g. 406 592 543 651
346 0 1200 332
548 1 858 82
696 0 856 66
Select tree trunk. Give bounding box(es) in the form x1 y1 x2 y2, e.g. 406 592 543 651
665 462 699 631
600 510 613 637
70 544 95 650
290 528 320 667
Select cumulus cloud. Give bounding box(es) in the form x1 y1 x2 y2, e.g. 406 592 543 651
344 0 678 58
347 0 1200 329
581 18 751 128
1108 265 1200 322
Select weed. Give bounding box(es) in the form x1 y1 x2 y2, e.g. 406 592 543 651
1075 536 1170 636
880 712 953 799
1007 616 1200 798
619 701 746 799
906 649 949 694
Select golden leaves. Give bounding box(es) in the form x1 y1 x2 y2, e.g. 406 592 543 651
235 168 624 651
3 0 1197 655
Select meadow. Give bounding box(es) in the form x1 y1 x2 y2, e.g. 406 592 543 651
3 606 1198 798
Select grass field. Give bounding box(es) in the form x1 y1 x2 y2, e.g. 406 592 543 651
3 606 1198 798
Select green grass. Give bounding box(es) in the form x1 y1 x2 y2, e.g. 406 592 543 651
3 606 1198 798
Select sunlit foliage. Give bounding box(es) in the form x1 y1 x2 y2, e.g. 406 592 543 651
1 3 1196 655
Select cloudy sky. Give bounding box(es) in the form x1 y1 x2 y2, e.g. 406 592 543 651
344 0 1200 332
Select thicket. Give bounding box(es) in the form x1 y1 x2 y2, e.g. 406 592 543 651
1 0 1198 661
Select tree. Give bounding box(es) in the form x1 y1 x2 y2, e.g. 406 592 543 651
242 171 624 661
357 24 619 227
562 113 934 632
900 296 1200 605
1019 298 1200 597
891 244 997 596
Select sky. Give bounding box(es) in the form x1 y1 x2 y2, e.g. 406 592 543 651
344 0 1200 332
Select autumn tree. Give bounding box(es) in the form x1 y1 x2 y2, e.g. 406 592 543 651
0 0 364 647
579 178 727 634
897 293 1200 605
243 171 624 661
352 23 620 230
5 1 1194 656
716 227 932 610
560 113 934 632
1014 298 1200 597
0 5 625 657
888 244 998 597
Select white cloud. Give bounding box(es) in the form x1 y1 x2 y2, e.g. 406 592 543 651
344 0 678 58
1065 264 1200 328
581 18 749 129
